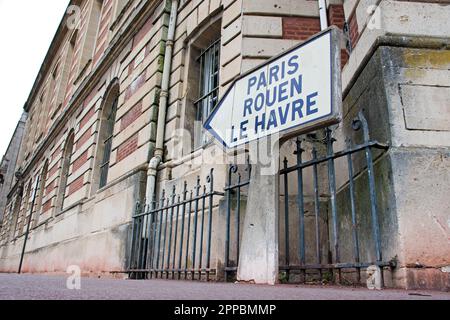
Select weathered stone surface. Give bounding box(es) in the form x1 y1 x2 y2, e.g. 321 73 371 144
242 16 283 38
238 164 279 285
242 0 319 18
400 85 450 132
337 45 450 290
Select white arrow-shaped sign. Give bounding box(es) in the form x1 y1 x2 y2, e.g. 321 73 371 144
205 27 342 149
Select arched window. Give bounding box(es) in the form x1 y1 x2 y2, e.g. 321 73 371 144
56 131 75 212
10 188 23 240
33 160 49 227
17 180 32 236
94 81 119 191
183 17 222 151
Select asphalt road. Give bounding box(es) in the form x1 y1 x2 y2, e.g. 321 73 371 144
0 274 449 300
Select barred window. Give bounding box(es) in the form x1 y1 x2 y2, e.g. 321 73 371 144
57 131 75 212
194 39 221 146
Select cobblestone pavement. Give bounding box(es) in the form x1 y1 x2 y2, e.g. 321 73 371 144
0 274 449 300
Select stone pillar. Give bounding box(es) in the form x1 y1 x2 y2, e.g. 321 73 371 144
237 164 279 285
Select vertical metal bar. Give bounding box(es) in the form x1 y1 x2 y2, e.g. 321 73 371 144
191 177 201 280
129 202 140 271
296 139 306 276
145 210 155 278
155 191 165 278
135 206 144 275
225 165 236 282
198 53 203 124
150 198 159 277
178 182 188 280
144 207 151 278
134 205 143 272
283 158 290 273
145 204 153 273
150 200 158 278
18 176 40 274
199 186 207 278
161 198 170 276
172 195 181 278
166 187 176 279
346 139 361 283
326 129 340 267
145 204 152 272
366 146 382 264
128 205 136 272
142 212 149 275
139 214 146 277
312 148 322 280
236 174 241 265
358 112 383 269
185 191 193 278
206 169 214 282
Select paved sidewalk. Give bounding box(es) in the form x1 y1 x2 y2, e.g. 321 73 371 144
0 274 449 300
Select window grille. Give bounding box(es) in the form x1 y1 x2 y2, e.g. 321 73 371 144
194 39 221 146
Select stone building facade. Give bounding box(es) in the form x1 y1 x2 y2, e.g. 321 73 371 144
0 113 27 225
0 0 448 291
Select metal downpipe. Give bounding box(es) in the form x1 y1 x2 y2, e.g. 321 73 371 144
145 0 179 203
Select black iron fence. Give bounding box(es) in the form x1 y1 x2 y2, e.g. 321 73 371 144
279 112 394 286
128 113 395 286
128 169 224 281
128 156 252 282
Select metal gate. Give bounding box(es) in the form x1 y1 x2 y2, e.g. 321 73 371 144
127 160 251 282
128 169 224 281
279 112 395 286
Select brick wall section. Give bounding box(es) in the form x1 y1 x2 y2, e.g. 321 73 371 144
84 83 100 107
76 127 92 150
92 0 113 65
328 4 349 67
67 175 84 196
63 0 90 109
79 106 96 130
42 199 53 214
93 42 107 66
348 11 359 49
117 134 139 163
125 72 146 101
45 180 56 195
72 150 89 172
282 17 321 40
128 59 135 74
51 148 62 162
133 15 153 50
283 14 349 67
128 43 152 74
120 101 143 130
48 163 59 178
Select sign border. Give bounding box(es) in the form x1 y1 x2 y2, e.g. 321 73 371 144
204 26 343 149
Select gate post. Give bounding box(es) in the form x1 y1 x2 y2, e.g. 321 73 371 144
237 162 279 285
